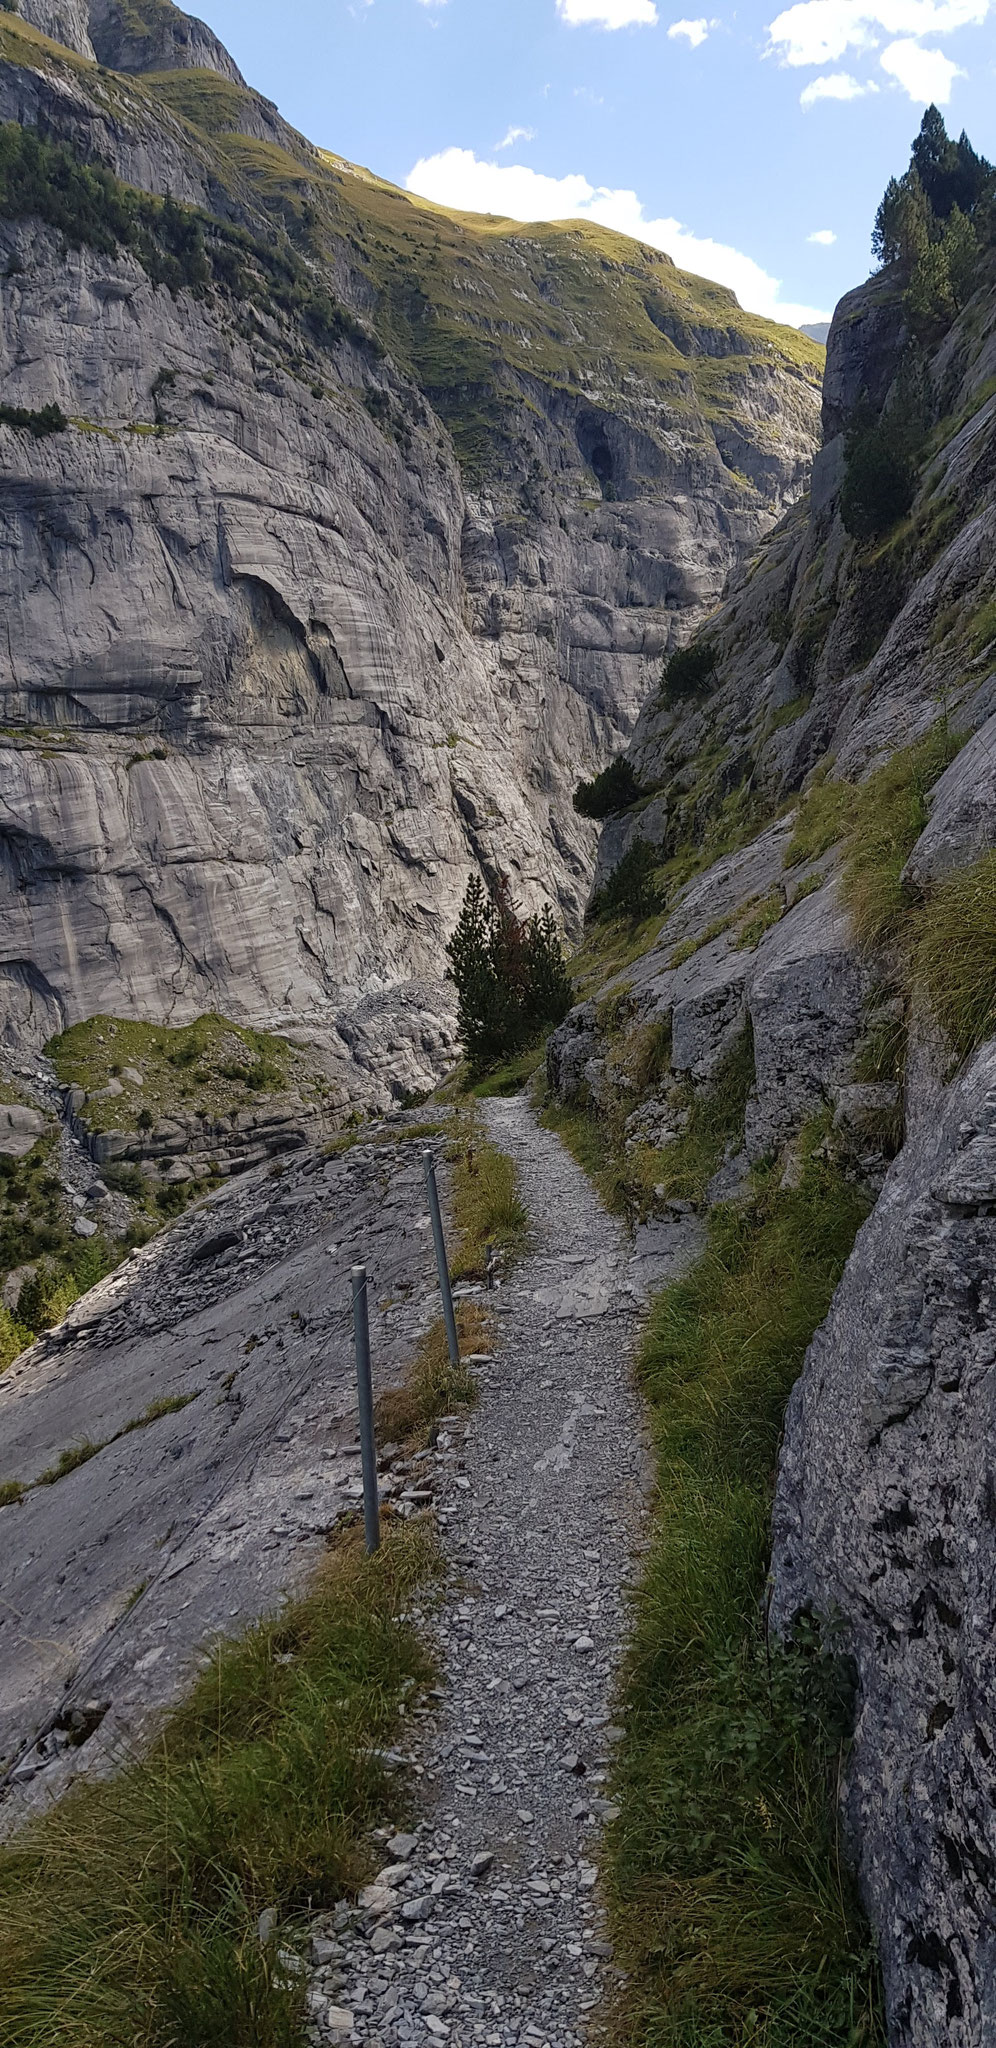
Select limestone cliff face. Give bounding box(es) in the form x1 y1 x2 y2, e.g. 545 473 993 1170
554 246 996 2042
0 0 822 1100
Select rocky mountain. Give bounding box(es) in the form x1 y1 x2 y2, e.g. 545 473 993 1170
0 0 822 1112
547 124 996 2047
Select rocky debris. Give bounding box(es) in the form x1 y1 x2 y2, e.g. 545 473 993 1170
298 1095 663 2048
72 1091 324 1179
0 1117 454 1821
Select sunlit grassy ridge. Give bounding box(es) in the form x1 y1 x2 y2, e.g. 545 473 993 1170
0 10 822 480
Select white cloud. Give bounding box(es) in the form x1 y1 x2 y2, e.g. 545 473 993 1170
496 125 537 149
799 66 879 96
808 226 837 241
558 0 659 25
767 0 989 67
880 33 963 93
668 15 710 41
405 147 831 326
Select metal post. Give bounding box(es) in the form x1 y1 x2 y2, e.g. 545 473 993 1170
351 1264 380 1553
423 1148 460 1367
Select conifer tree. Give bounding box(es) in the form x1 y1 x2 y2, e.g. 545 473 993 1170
446 874 573 1075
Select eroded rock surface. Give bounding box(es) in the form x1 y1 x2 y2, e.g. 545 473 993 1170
771 1044 996 2047
0 1121 454 1827
0 0 821 1097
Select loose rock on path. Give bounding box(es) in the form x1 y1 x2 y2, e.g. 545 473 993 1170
306 1093 665 2048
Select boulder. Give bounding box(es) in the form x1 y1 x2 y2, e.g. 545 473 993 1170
0 1103 49 1159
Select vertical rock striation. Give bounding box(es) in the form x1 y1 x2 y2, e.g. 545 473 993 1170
0 0 822 1094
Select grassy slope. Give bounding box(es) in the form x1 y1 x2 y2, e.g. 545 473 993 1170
0 1522 440 2048
46 1012 313 1135
0 11 823 479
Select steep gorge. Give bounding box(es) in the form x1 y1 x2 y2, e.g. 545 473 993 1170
0 0 821 1108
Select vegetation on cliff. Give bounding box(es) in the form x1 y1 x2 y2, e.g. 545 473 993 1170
573 755 644 820
873 106 993 337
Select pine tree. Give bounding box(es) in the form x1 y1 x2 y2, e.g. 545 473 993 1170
911 105 958 216
943 204 980 309
523 906 573 1038
446 874 573 1075
446 876 509 1074
872 177 905 267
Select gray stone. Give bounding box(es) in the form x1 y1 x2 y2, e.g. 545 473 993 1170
771 1040 996 2046
0 0 818 1099
0 1102 49 1160
903 710 996 889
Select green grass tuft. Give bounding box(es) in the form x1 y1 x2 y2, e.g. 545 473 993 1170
448 1114 529 1278
607 1133 881 2046
784 773 857 869
967 596 996 658
736 890 786 952
468 1041 548 1098
840 725 960 952
0 1521 439 2048
915 850 996 1060
785 725 961 954
36 1440 102 1486
543 1018 754 1220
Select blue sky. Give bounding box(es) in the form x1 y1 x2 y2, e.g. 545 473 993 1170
198 0 994 328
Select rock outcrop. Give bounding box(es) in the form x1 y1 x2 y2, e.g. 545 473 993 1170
549 230 996 2044
771 1040 996 2046
0 0 822 1101
0 1118 454 1824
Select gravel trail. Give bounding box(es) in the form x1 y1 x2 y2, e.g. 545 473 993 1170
307 1092 659 2048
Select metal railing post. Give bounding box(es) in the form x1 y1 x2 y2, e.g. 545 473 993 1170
351 1263 380 1553
423 1148 460 1367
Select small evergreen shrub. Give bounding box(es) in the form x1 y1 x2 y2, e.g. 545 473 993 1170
588 838 662 923
662 638 717 703
573 755 643 819
841 416 918 540
447 874 573 1076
